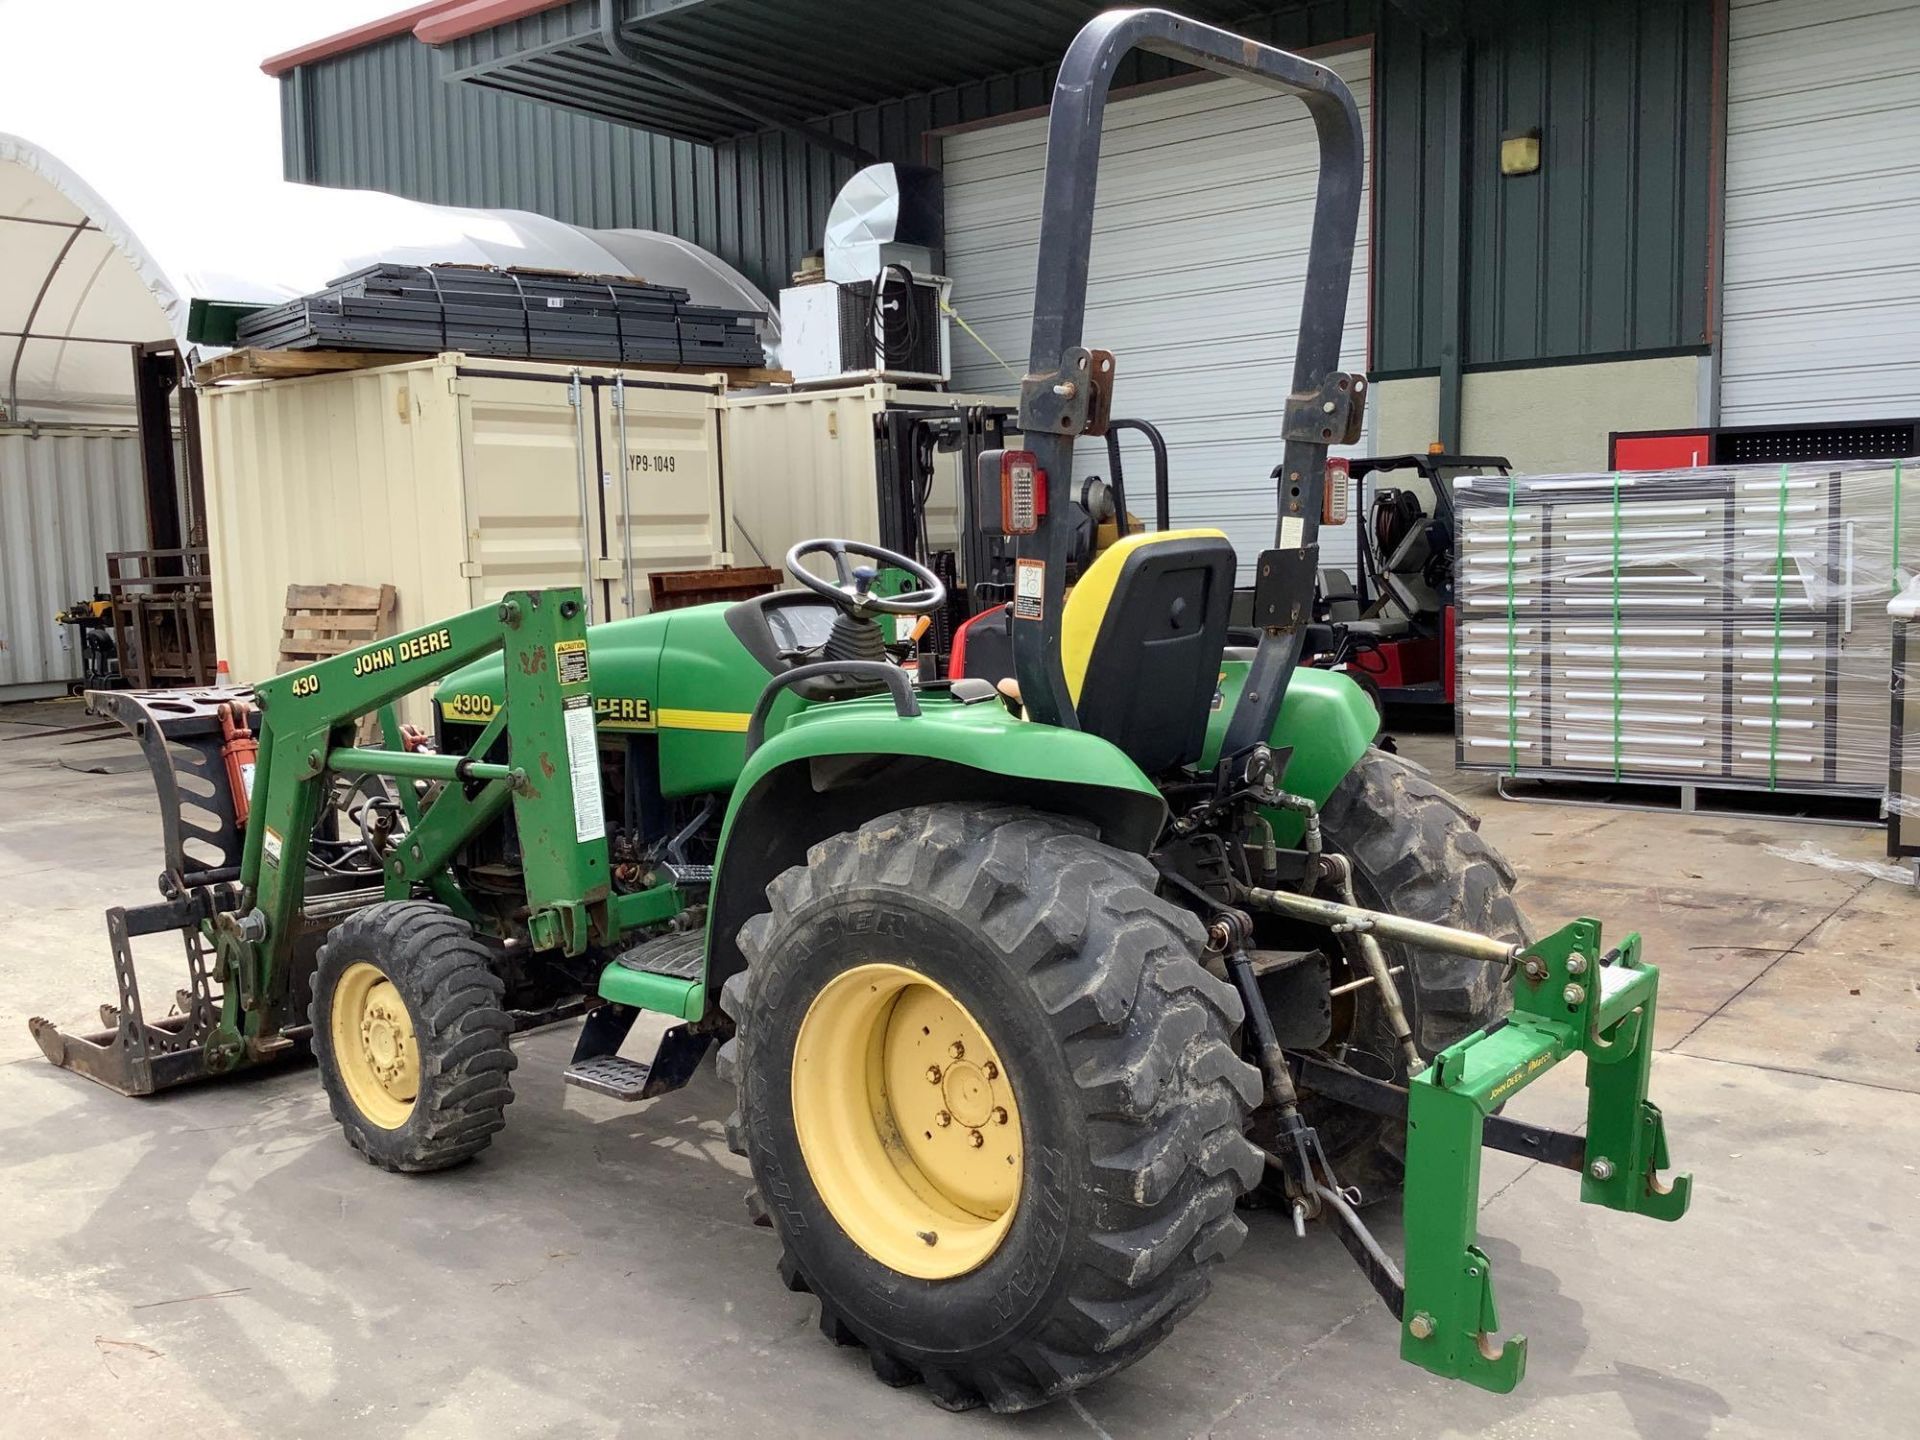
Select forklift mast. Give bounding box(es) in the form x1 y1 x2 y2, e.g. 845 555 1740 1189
1010 8 1368 746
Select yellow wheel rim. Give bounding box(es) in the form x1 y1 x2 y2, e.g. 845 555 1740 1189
329 961 421 1130
791 963 1022 1280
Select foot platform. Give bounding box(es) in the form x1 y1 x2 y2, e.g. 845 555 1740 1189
563 1053 654 1099
614 928 705 980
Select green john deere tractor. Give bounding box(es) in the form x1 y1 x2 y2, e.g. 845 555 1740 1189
32 8 1688 1412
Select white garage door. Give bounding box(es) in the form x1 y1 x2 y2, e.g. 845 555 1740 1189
1720 0 1920 424
941 49 1372 574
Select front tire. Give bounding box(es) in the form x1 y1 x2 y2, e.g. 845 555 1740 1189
718 804 1262 1413
310 901 517 1173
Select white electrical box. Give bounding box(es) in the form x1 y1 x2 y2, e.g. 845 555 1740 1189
780 273 952 387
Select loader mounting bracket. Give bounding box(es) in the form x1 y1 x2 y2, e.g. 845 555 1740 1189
1282 369 1367 446
1019 347 1116 437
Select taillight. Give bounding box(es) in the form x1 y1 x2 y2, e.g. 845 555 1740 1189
999 449 1047 535
1322 457 1351 526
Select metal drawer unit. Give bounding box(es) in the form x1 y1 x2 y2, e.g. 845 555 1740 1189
1453 459 1919 800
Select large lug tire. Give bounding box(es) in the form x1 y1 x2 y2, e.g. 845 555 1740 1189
717 804 1263 1414
310 900 517 1173
1295 748 1529 1201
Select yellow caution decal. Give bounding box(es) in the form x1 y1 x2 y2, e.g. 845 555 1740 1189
555 638 590 686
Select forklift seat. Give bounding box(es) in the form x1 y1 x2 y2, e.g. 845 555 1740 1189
1062 529 1236 776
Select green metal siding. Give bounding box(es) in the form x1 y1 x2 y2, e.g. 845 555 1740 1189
280 1 1711 371
1373 0 1715 374
281 5 1375 301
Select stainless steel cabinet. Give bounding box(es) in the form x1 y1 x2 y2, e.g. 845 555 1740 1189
1454 460 1917 798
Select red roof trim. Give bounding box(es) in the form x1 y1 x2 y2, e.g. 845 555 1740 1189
413 0 573 46
262 2 459 77
261 0 576 77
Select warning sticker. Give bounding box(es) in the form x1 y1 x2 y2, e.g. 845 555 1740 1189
1014 558 1046 621
262 827 283 869
555 638 590 686
1280 515 1305 549
563 694 606 843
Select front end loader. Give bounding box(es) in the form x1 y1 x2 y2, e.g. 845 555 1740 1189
34 5 1689 1412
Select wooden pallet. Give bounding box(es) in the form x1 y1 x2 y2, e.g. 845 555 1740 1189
279 583 399 672
195 347 792 387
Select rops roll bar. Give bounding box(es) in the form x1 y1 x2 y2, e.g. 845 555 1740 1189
1010 7 1367 752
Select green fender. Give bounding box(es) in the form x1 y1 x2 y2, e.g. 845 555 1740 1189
696 665 1377 1011
699 692 1166 1011
1215 664 1380 843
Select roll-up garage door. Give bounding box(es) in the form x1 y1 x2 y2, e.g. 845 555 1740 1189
940 49 1372 574
1720 0 1920 424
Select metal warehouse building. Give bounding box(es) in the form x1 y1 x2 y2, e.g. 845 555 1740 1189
268 0 1919 498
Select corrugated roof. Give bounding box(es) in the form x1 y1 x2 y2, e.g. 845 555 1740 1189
433 0 1294 144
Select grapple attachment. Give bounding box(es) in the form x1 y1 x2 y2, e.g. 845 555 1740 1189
1399 919 1692 1392
26 687 298 1096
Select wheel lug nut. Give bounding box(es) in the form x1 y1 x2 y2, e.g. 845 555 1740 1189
993 1107 1009 1125
968 1130 985 1149
935 1111 951 1127
926 1065 942 1084
948 1040 965 1060
983 1060 998 1080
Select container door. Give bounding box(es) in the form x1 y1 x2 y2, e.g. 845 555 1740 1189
455 371 611 618
602 377 727 616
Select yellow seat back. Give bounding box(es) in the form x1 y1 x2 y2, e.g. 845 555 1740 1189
1061 528 1232 703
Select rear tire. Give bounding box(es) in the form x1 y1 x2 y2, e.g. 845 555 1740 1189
310 900 517 1173
1294 749 1527 1202
717 804 1262 1413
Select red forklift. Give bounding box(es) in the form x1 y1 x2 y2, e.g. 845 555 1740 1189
1305 452 1511 717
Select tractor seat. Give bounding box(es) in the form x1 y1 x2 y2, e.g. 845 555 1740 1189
1061 529 1236 776
1342 614 1413 641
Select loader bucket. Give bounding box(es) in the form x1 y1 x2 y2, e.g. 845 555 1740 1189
30 896 245 1095
28 687 306 1096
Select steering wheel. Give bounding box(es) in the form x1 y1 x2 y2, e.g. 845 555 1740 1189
785 538 947 617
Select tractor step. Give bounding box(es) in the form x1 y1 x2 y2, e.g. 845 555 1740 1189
562 1053 654 1100
613 927 705 980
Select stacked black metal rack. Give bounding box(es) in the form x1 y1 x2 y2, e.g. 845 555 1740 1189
235 263 765 368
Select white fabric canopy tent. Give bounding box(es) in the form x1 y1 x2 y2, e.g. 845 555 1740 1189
0 132 775 424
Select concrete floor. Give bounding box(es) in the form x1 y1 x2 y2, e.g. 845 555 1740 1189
2 696 1915 1438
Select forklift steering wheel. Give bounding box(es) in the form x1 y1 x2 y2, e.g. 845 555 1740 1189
785 538 947 617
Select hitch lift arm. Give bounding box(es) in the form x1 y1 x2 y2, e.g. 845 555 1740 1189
1245 884 1690 1393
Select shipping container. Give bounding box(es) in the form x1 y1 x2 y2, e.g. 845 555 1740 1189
0 426 151 700
721 383 1016 583
199 356 728 723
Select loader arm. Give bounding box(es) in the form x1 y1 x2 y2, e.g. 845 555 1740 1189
211 588 612 1067
33 588 621 1093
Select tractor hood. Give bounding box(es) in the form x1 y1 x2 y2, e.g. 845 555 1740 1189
434 607 673 733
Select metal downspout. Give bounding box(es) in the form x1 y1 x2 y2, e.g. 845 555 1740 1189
1435 39 1471 453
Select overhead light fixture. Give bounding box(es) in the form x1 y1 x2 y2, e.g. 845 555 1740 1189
1501 128 1542 178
